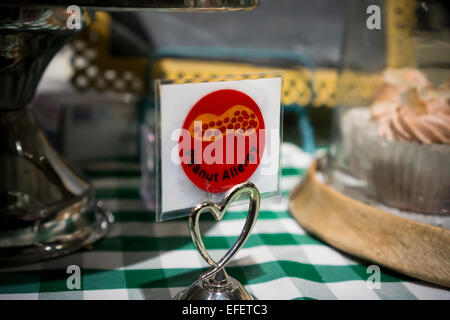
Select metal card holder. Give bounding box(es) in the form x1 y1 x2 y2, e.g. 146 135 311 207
145 73 284 299
174 181 260 300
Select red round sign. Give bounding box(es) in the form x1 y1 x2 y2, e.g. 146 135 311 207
179 89 265 193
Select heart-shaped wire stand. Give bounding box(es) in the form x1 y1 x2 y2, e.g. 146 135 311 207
174 182 260 300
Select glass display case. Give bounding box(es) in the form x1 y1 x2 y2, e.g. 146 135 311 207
326 0 450 217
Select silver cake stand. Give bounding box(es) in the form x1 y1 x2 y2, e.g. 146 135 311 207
0 1 257 266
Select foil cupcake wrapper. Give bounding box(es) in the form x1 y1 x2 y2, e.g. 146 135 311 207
337 107 450 214
346 108 450 214
365 137 450 214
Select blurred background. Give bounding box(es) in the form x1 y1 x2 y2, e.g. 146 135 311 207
2 0 450 293
33 0 346 166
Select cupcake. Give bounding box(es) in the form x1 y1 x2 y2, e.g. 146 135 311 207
338 69 450 214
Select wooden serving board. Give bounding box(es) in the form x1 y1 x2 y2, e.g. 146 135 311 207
289 160 450 288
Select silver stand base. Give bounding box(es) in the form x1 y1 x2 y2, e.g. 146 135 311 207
174 275 256 300
0 201 113 266
0 109 114 266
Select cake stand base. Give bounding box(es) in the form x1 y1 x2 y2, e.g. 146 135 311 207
289 160 450 288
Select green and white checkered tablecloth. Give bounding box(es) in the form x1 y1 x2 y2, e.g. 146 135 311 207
0 143 449 300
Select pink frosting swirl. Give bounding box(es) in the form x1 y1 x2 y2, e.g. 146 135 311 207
371 87 450 144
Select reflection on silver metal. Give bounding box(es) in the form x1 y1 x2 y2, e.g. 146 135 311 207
0 0 258 12
0 201 114 266
0 9 114 266
0 0 256 265
174 182 260 300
